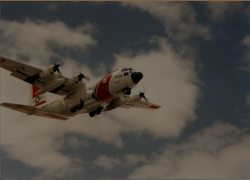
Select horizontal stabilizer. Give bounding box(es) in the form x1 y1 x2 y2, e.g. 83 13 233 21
1 103 35 113
1 103 69 121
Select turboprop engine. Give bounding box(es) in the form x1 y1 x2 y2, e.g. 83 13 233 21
64 73 89 87
36 64 65 95
103 96 130 111
39 64 60 78
128 92 148 102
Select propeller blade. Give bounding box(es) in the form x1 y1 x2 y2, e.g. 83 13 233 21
53 63 60 72
84 75 90 81
78 73 90 81
139 92 148 102
53 62 65 77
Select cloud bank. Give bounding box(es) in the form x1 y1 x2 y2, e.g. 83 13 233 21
111 36 200 138
240 35 250 73
0 19 96 64
129 121 250 179
1 19 201 178
205 2 243 22
0 19 99 178
121 2 212 41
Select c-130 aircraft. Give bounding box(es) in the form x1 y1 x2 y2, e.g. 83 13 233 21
0 57 161 120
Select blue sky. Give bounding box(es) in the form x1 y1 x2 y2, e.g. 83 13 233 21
1 1 250 179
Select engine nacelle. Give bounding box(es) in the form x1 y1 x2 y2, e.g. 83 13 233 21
103 96 130 111
39 66 56 78
64 75 80 87
36 78 65 95
127 94 141 102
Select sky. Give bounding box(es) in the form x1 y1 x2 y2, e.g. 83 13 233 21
0 1 250 179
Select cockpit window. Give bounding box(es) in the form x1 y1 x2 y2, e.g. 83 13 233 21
122 68 135 72
129 68 134 73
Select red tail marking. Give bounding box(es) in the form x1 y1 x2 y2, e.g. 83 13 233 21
32 85 40 98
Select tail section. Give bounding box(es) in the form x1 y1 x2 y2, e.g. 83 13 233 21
1 85 68 120
29 85 47 106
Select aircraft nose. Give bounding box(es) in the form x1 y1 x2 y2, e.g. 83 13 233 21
131 72 143 84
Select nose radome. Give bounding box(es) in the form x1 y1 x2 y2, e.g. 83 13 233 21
131 72 143 84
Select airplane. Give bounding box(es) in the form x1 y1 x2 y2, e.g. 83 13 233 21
0 57 161 120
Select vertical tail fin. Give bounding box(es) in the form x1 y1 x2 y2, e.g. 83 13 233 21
29 85 47 106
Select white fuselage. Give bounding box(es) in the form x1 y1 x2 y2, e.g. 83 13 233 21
36 68 142 116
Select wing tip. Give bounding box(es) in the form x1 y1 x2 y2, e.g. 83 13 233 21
149 105 161 109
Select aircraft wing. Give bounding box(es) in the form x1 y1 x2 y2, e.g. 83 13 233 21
119 99 161 110
0 57 85 96
1 103 69 121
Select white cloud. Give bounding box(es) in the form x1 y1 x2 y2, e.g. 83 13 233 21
1 101 83 178
47 2 62 11
2 18 247 179
239 35 250 73
205 2 243 22
121 2 212 41
91 154 147 172
111 36 200 138
246 93 250 107
245 5 250 21
0 19 118 178
129 121 250 179
1 63 127 177
93 155 121 170
0 19 97 64
123 154 147 166
1 19 201 177
92 154 147 170
243 35 250 48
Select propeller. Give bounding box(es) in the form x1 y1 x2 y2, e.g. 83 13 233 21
77 73 90 81
139 91 148 102
53 61 66 77
53 63 63 76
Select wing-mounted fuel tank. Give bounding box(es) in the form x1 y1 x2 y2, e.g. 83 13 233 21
103 96 130 111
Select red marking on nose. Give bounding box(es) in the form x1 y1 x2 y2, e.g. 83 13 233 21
96 73 115 102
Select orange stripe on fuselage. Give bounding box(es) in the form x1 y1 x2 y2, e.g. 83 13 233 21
96 72 115 102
